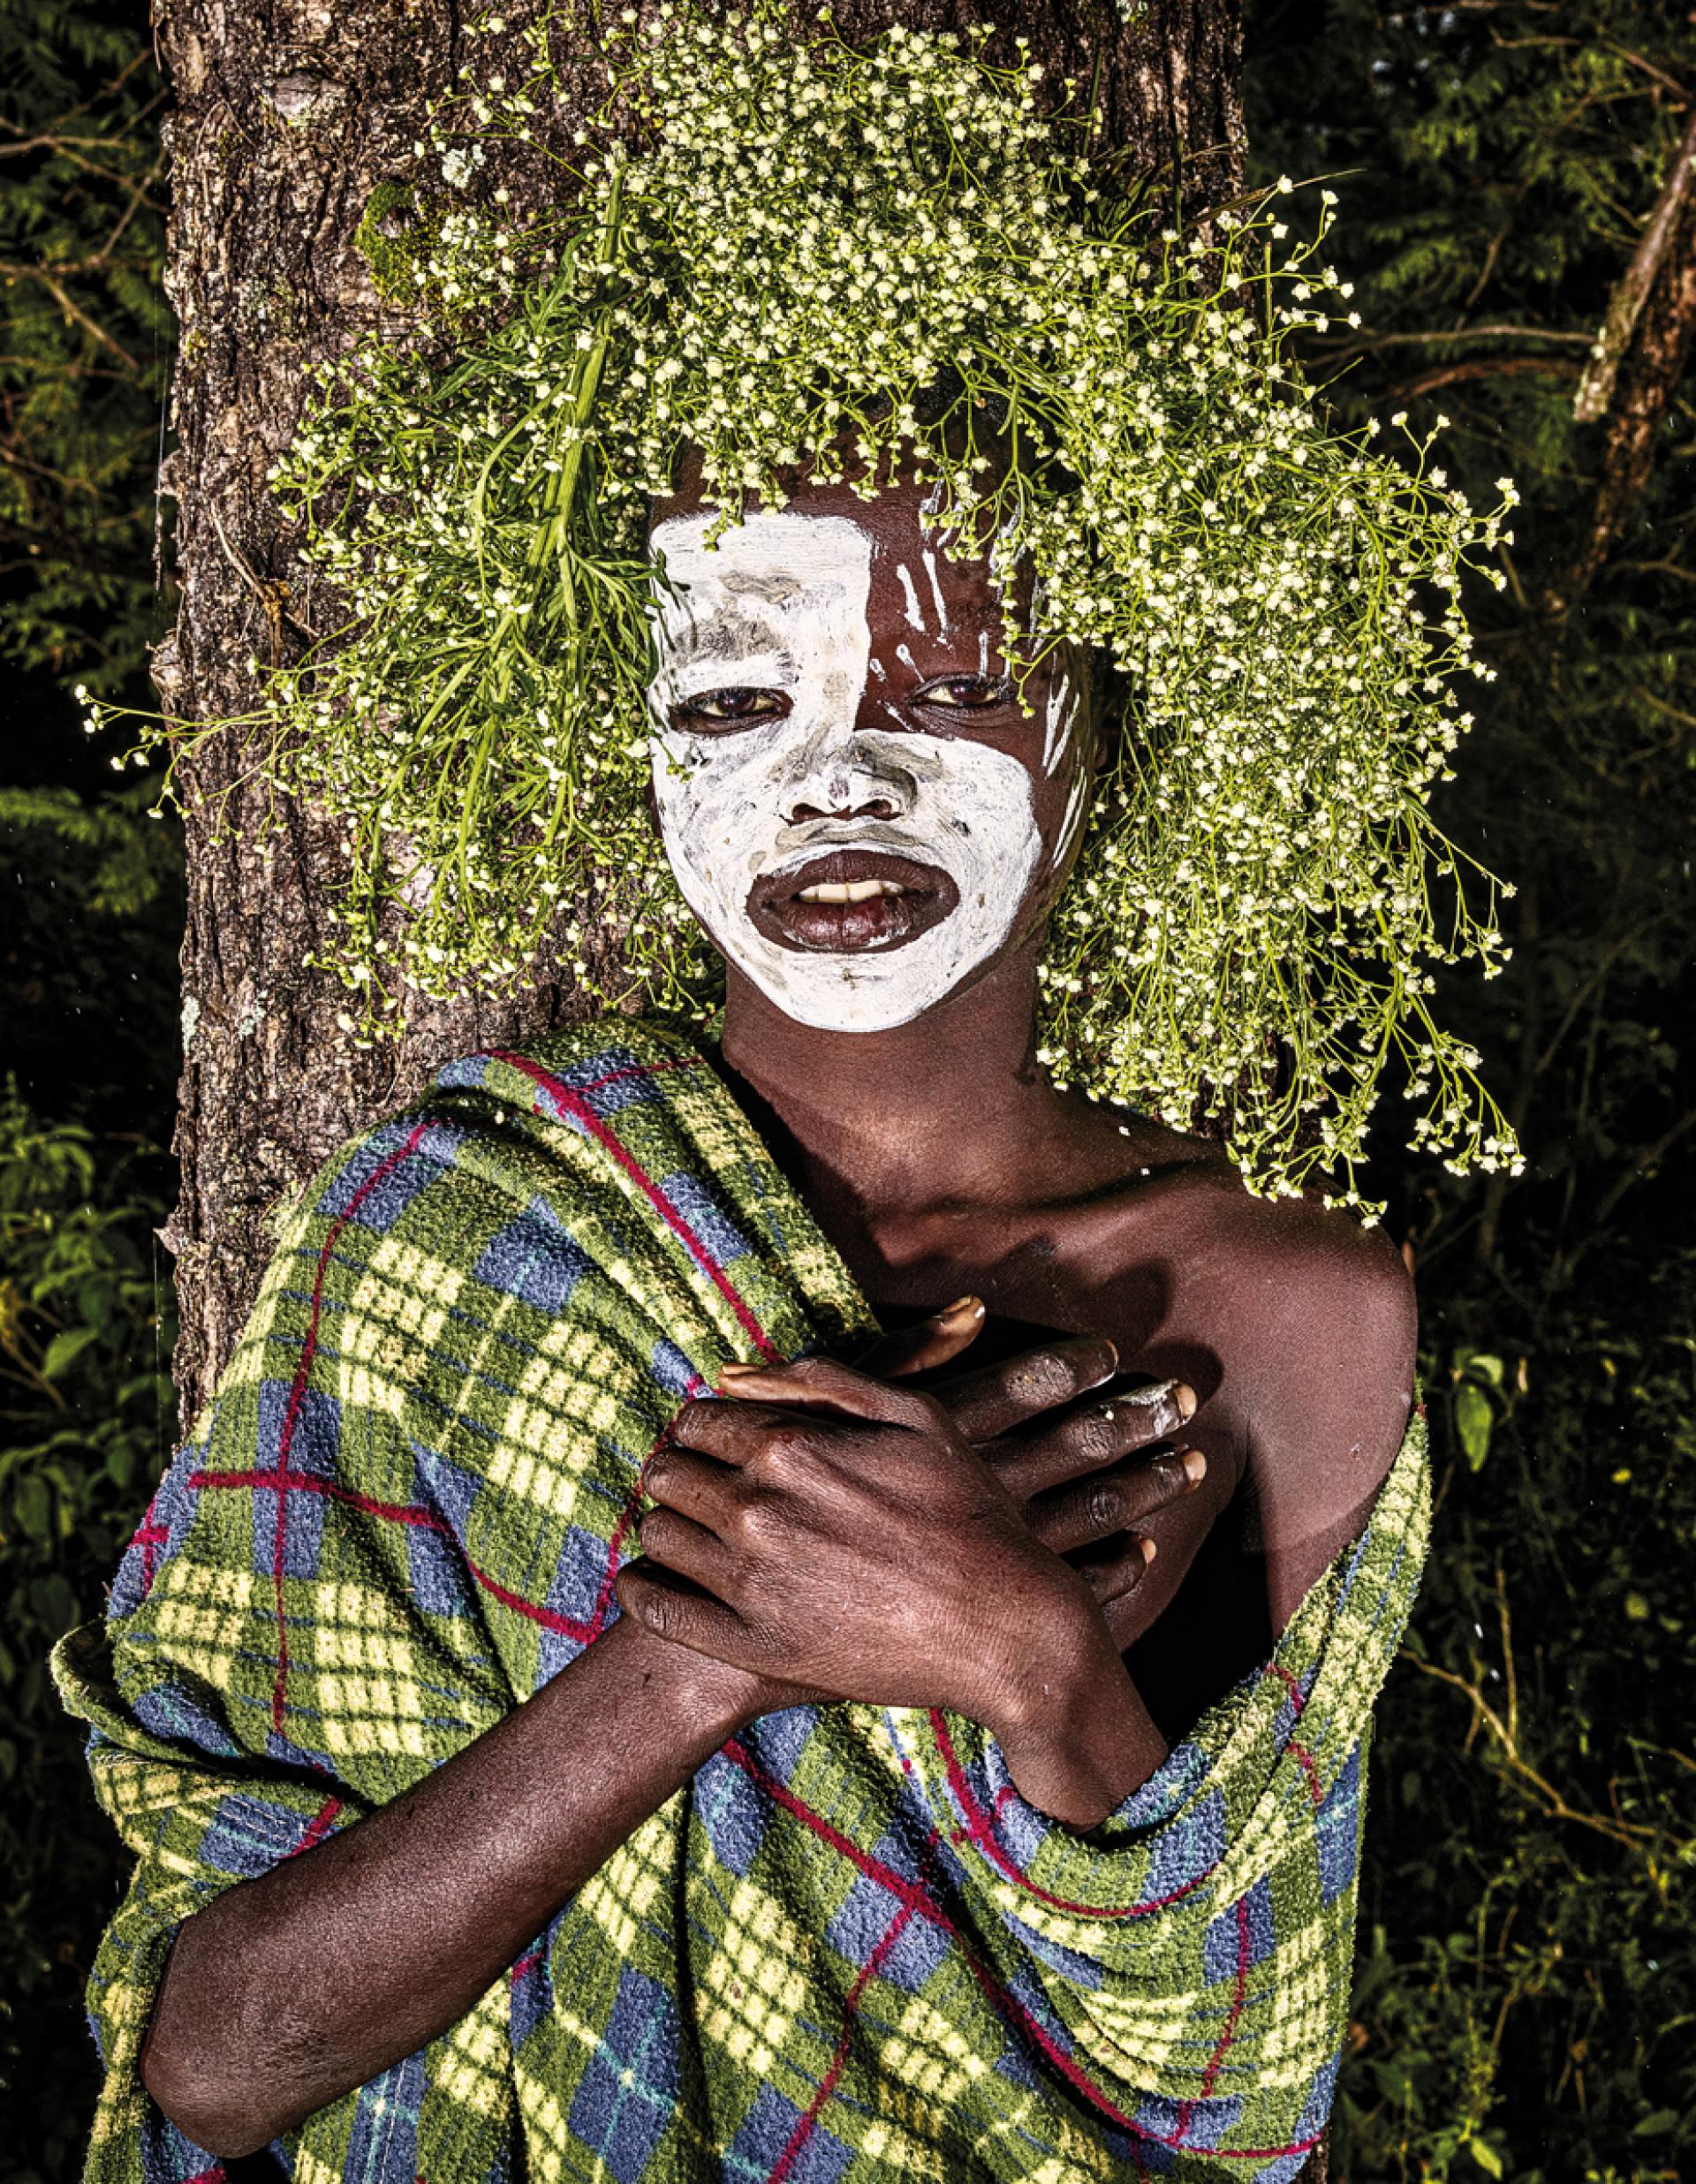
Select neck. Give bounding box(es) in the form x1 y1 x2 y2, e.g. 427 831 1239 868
716 935 1071 1218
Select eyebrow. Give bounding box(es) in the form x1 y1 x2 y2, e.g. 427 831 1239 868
659 604 793 672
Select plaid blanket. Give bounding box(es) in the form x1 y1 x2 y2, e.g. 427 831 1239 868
53 1017 1429 2183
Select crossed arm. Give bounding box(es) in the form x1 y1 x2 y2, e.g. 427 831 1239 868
140 1309 1204 2157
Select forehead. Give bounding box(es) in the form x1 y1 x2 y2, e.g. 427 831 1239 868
650 508 874 601
648 485 1011 633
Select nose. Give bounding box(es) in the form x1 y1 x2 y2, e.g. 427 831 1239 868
780 713 917 829
788 788 901 824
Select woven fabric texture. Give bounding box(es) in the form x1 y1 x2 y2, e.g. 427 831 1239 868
53 1017 1430 2183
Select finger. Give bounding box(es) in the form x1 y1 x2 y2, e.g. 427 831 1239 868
667 1396 806 1466
614 1559 761 1670
924 1336 1123 1444
642 1443 749 1528
714 1352 935 1430
852 1296 986 1381
1068 1530 1156 1607
635 1505 736 1593
985 1383 1199 1502
1022 1446 1208 1550
1102 1587 1154 1654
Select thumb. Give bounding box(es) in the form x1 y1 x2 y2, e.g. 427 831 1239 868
852 1296 985 1380
714 1348 946 1429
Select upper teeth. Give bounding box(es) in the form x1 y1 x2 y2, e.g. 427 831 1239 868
797 878 906 903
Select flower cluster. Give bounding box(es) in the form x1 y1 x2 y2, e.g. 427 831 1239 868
98 0 1524 1207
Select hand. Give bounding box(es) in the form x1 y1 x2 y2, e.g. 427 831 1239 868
616 1347 1109 1736
737 1308 1205 1651
930 1334 1203 1649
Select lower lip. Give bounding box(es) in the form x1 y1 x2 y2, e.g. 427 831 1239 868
763 889 936 952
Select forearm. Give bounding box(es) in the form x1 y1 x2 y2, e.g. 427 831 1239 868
140 1617 762 2158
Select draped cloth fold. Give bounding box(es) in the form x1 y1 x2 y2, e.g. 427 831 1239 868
52 1018 1429 2184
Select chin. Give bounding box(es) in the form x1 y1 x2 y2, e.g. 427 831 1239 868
723 917 1014 1035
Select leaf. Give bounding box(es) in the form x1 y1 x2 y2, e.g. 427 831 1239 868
1451 1346 1505 1389
1468 2139 1504 2178
1455 1381 1494 1470
11 1474 51 1541
42 1324 99 1380
28 1572 80 1638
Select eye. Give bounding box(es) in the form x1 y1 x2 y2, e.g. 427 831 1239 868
672 686 790 728
912 674 1014 711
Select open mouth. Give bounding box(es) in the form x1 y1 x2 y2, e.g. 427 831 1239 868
747 847 959 953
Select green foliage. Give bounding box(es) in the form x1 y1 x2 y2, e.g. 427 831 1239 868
0 0 169 688
0 777 182 1130
2 16 177 2160
0 783 175 920
1245 3 1696 2174
1347 1261 1696 2182
0 1085 173 2184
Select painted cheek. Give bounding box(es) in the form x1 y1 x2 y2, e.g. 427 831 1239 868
658 722 796 889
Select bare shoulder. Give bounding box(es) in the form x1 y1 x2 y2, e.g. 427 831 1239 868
1102 1133 1417 1555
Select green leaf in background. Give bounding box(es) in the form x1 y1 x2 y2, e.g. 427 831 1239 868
41 1325 100 1381
1455 1379 1495 1471
11 1473 53 1541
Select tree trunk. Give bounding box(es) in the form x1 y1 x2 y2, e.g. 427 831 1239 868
157 0 1242 1422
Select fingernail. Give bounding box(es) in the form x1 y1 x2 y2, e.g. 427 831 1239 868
1174 1383 1198 1421
934 1295 984 1323
717 1361 761 1380
1140 1536 1158 1564
1180 1448 1207 1485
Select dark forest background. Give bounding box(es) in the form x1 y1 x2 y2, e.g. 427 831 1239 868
2 3 1692 2178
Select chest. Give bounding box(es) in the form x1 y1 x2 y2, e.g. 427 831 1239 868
832 1204 1279 1739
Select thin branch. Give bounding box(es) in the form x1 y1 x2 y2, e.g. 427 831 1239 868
1399 1651 1661 1852
1464 224 1510 310
90 152 166 267
0 445 103 497
0 46 152 137
1321 322 1598 355
0 264 140 369
0 133 134 157
1574 100 1696 423
1603 46 1694 107
1583 1104 1696 1241
1618 557 1696 587
1388 355 1579 401
1530 915 1667 1086
1632 685 1696 732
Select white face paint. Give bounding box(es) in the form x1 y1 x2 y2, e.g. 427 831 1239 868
647 509 1046 1033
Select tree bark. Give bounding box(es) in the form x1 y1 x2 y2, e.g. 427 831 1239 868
157 0 1241 1422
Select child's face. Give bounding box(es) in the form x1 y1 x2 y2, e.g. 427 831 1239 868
647 472 1094 1033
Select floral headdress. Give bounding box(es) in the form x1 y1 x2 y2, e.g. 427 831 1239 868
100 1 1523 1210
